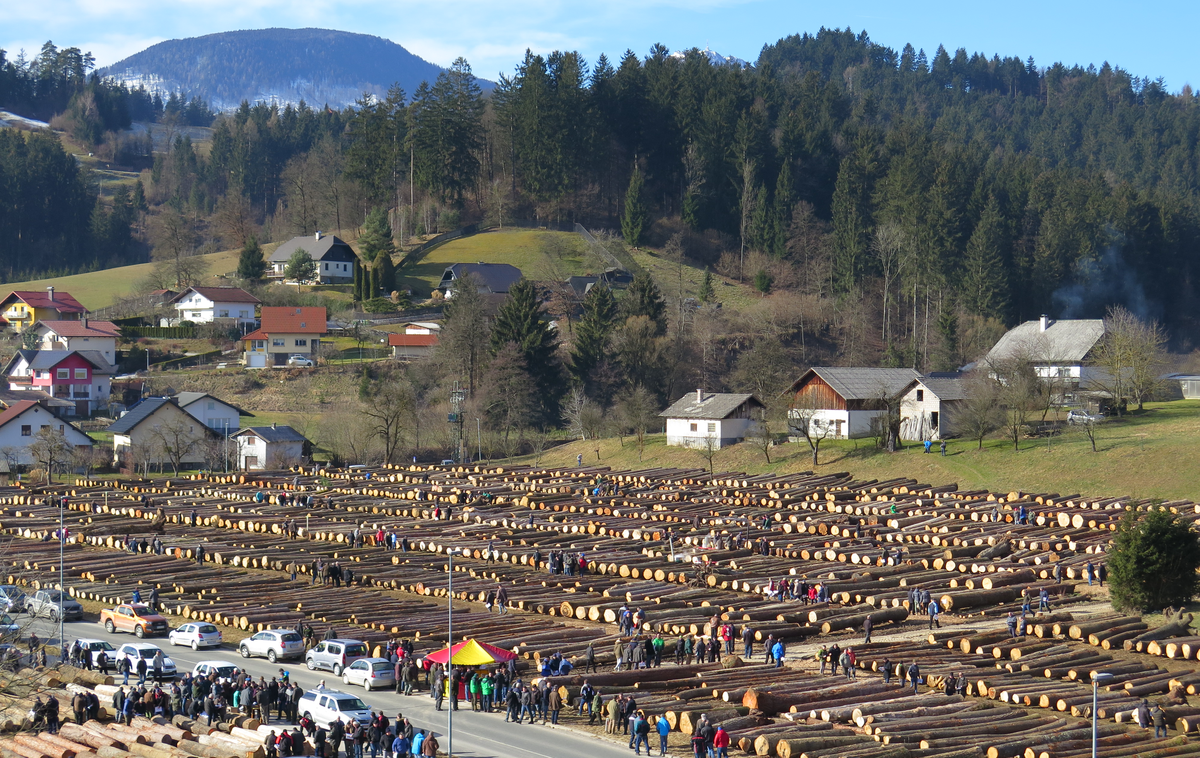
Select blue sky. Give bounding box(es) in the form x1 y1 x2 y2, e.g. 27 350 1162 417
3 0 1197 91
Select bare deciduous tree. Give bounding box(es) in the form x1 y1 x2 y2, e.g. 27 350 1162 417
1094 305 1169 413
957 373 1004 450
789 394 835 466
617 385 658 462
696 432 721 475
148 417 205 475
29 428 72 483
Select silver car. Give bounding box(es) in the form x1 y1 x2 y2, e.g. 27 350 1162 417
0 586 27 614
342 658 394 691
27 589 83 621
240 629 305 662
305 639 369 675
0 613 18 641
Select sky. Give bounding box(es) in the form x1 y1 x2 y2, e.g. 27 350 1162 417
3 0 1198 91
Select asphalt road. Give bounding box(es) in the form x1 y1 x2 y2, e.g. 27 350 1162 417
22 615 639 758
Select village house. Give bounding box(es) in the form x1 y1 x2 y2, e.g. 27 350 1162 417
269 232 358 284
174 392 250 435
32 319 120 365
168 286 261 328
786 367 922 440
985 315 1106 392
242 306 327 368
3 349 116 416
0 288 87 331
439 263 523 295
897 375 967 441
107 397 218 470
388 322 440 360
231 424 309 470
0 399 93 468
660 390 764 448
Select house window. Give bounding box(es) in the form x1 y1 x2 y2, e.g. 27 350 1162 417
931 411 940 429
272 339 285 347
74 368 87 379
707 422 716 433
207 401 215 410
916 390 924 401
59 425 65 432
240 310 249 318
57 368 70 379
323 263 329 270
295 339 307 347
219 310 229 317
20 425 30 437
689 423 697 432
252 340 265 350
190 312 202 318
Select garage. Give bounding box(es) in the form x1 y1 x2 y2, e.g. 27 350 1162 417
246 353 267 368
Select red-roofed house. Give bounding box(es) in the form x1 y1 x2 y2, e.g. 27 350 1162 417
388 322 440 360
243 307 327 368
0 400 93 467
0 288 87 331
33 319 121 364
168 286 261 327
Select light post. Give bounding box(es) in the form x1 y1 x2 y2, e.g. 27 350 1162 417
1092 671 1113 757
446 547 463 758
57 496 64 663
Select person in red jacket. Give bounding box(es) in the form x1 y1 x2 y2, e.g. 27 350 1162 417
713 726 731 758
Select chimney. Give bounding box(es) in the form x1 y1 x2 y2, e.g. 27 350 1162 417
696 388 704 403
1039 314 1050 332
271 422 277 430
315 231 321 241
82 317 88 330
47 286 54 302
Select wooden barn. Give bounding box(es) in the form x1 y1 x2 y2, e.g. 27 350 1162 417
786 367 921 440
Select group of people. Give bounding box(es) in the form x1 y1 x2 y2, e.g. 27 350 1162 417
300 709 438 758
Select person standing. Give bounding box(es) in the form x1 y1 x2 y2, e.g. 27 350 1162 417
863 615 873 644
741 626 754 659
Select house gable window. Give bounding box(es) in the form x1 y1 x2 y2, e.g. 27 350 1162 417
20 425 30 436
74 368 87 379
57 368 70 379
916 389 924 401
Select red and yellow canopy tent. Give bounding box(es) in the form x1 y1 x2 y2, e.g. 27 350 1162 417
425 638 517 666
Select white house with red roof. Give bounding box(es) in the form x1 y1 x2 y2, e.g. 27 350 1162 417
168 286 261 327
33 319 121 364
388 322 440 360
3 349 117 416
242 306 327 368
0 288 87 332
0 399 93 467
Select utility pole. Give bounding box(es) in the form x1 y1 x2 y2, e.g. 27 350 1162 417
449 383 466 464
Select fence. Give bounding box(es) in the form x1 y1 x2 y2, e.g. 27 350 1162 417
151 348 223 370
574 223 640 274
122 326 197 339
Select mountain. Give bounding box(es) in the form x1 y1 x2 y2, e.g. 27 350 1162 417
670 47 750 68
99 28 487 111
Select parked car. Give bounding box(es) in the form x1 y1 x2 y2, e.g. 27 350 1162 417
342 658 394 691
286 355 314 367
114 643 176 680
297 689 373 730
191 660 241 683
0 585 27 614
27 589 83 622
169 622 223 650
1067 409 1105 425
305 639 369 675
0 613 18 641
75 638 117 667
100 603 169 637
239 629 305 663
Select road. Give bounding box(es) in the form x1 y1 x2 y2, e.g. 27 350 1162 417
22 615 637 758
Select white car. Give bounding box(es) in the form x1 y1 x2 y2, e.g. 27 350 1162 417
342 658 395 691
297 689 373 730
75 638 117 667
191 660 241 683
239 629 305 663
169 623 223 650
115 643 177 680
287 355 314 367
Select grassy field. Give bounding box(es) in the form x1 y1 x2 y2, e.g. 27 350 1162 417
1 249 240 310
518 400 1200 503
399 229 604 297
630 247 760 310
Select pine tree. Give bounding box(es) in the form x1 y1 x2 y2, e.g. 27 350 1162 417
750 184 771 252
771 163 795 258
236 235 266 281
622 164 647 247
489 279 565 424
569 284 618 392
961 196 1010 319
831 140 876 293
621 271 667 336
698 269 714 303
359 207 395 261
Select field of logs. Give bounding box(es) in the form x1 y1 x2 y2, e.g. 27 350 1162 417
0 664 297 758
0 463 1198 756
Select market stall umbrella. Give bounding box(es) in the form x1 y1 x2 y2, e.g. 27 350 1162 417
425 638 518 666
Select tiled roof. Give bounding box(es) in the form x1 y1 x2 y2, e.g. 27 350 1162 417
442 263 523 293
242 329 268 341
107 398 172 434
986 319 1106 365
233 425 308 443
24 350 116 374
1 290 86 313
259 307 327 334
169 287 261 305
175 391 251 417
0 400 39 430
659 392 763 419
269 234 358 263
907 376 968 402
37 320 120 338
388 333 439 347
790 367 922 401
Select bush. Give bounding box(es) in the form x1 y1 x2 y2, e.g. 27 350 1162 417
1109 507 1200 612
362 297 398 313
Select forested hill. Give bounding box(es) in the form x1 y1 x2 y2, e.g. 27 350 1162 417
99 28 470 110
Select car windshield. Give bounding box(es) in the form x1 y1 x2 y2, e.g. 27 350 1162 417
42 591 63 601
344 643 368 657
198 625 218 633
136 649 161 659
280 632 302 642
0 614 12 625
214 666 237 677
371 662 391 672
335 697 369 711
91 642 115 651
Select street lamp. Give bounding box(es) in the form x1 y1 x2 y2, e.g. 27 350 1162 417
446 547 464 758
1091 671 1114 758
57 496 64 664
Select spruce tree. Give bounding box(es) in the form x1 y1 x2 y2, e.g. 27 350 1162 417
358 207 396 263
490 279 565 424
771 163 795 257
1109 508 1200 612
622 164 647 247
961 196 1010 319
698 269 714 303
236 234 266 281
621 271 667 336
569 284 618 391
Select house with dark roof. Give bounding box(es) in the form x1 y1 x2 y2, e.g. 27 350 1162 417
660 390 764 448
269 232 358 284
168 287 261 327
107 397 218 469
786 367 922 440
0 288 87 331
0 400 93 468
33 319 120 364
242 306 327 368
985 315 1106 391
3 349 117 416
174 392 251 435
439 263 523 295
231 424 310 470
898 376 967 441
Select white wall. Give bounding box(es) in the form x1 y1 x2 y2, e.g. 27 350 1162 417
665 417 759 448
238 436 304 469
182 399 240 435
0 405 92 466
788 409 883 440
